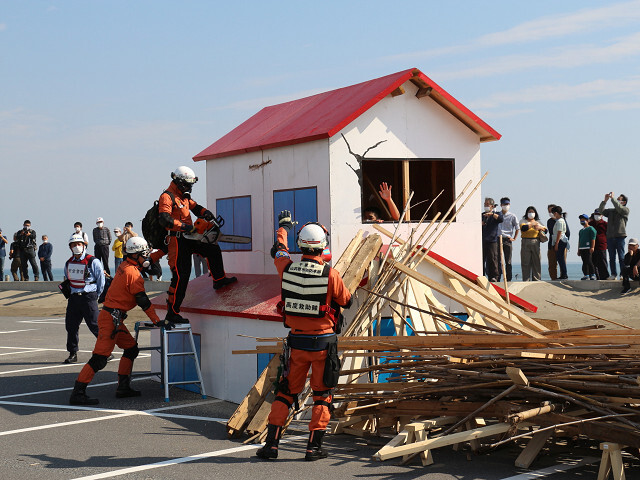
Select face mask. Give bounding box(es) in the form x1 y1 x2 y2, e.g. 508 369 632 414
23 226 29 231
97 222 104 228
484 206 493 212
75 227 81 232
580 221 586 226
527 212 535 219
71 245 84 255
549 212 554 218
594 215 602 221
502 205 510 212
42 239 48 243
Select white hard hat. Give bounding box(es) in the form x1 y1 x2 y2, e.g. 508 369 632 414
297 223 328 250
69 233 87 245
171 166 198 184
96 217 104 223
125 237 151 255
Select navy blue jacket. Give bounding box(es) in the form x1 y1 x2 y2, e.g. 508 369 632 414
38 242 53 261
482 211 504 243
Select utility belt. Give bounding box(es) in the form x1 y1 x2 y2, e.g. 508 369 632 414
70 288 96 296
287 333 337 352
104 306 128 339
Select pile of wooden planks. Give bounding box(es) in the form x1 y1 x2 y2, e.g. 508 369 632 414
230 175 639 474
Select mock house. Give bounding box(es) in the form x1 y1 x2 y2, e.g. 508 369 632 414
153 68 504 403
193 67 500 277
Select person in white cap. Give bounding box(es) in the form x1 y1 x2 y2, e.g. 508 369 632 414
621 238 640 295
93 217 112 275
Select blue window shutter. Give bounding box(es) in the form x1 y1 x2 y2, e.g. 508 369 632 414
216 198 234 251
273 188 317 253
233 196 252 251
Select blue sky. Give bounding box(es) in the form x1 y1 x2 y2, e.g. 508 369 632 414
2 0 639 269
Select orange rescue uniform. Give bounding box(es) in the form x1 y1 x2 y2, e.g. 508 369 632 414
77 258 160 384
267 227 351 431
158 182 227 317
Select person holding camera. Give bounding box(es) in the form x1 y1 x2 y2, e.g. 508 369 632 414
598 192 630 279
481 197 504 282
16 220 39 281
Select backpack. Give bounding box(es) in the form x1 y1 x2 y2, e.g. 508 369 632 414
142 190 174 250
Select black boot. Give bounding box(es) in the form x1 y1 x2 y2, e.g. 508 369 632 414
165 310 189 324
305 430 328 461
256 424 281 460
213 276 237 290
115 374 141 398
69 381 99 405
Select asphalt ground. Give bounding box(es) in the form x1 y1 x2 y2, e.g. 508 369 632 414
0 314 638 479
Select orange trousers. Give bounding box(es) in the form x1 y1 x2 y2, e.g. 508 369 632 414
77 310 137 384
267 348 332 431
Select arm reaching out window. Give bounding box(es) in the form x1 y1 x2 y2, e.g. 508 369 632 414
379 182 400 221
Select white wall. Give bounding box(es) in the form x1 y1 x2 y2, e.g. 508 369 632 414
205 141 331 275
328 80 484 274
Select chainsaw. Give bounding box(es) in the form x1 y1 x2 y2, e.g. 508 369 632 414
183 217 252 244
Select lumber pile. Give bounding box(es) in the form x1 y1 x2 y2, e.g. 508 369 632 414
230 174 640 474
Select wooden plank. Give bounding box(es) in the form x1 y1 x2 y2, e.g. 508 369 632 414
226 354 279 437
515 429 553 468
446 277 486 329
408 278 439 332
374 422 530 461
391 261 545 338
333 230 364 275
506 367 530 386
341 234 382 294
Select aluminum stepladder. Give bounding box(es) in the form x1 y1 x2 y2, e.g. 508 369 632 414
134 321 207 402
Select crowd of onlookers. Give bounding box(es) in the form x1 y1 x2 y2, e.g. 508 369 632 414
482 192 638 294
0 218 163 282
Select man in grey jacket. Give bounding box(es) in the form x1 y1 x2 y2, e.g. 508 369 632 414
93 217 112 275
598 192 630 279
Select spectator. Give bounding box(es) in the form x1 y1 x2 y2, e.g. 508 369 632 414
546 204 559 280
497 197 519 281
482 197 504 282
193 253 207 278
16 220 39 281
621 238 640 295
519 206 547 281
93 217 112 275
9 234 23 281
0 228 7 281
577 214 596 280
599 192 630 280
118 222 138 245
73 221 90 246
112 227 124 271
589 209 609 280
38 235 54 281
551 206 569 280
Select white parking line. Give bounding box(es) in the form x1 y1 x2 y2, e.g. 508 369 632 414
0 329 38 334
0 399 229 437
18 318 64 324
69 435 307 480
499 456 600 479
0 348 50 356
0 353 149 376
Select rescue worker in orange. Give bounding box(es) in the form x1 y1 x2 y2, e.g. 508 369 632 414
158 166 236 323
69 237 170 405
256 210 352 461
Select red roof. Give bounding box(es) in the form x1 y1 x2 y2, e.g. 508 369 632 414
152 273 282 322
193 68 501 162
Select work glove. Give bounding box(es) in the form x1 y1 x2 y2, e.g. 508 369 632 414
156 319 174 331
202 210 214 221
182 224 198 235
278 210 293 231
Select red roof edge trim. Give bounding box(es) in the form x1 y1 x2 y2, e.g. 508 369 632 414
427 250 537 312
412 70 501 142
